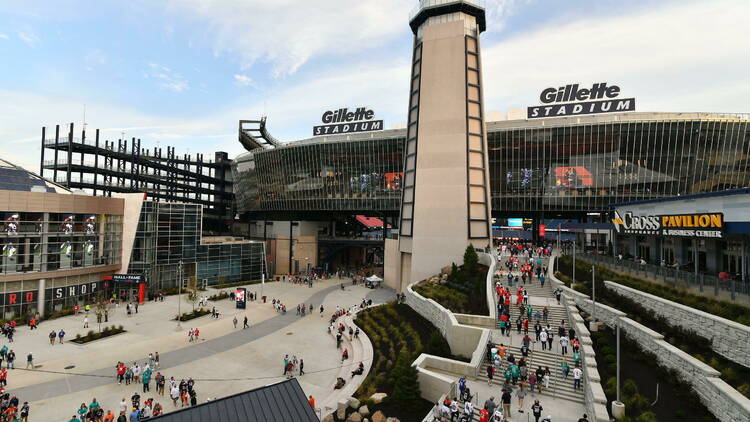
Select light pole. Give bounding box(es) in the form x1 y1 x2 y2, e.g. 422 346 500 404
572 240 576 283
591 265 596 325
177 260 183 330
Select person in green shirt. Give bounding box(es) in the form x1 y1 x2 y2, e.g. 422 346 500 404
89 398 100 411
68 416 79 422
561 359 570 379
76 404 88 419
142 368 152 393
0 345 8 358
504 367 512 384
510 363 519 385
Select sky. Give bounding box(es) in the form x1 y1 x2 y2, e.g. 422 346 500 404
0 0 749 172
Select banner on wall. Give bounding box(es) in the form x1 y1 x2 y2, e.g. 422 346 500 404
4 213 19 234
45 281 104 301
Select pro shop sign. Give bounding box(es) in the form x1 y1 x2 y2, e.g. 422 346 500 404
527 82 635 119
313 107 383 136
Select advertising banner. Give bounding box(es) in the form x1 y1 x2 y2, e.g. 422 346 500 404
236 287 247 309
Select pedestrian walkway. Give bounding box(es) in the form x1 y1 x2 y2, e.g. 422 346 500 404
6 278 394 421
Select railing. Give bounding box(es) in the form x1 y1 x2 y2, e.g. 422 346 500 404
575 252 750 299
409 0 486 20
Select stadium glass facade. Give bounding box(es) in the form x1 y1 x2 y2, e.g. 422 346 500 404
234 130 405 214
232 113 750 216
129 201 265 291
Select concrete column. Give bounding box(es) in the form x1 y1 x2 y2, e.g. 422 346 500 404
37 278 46 317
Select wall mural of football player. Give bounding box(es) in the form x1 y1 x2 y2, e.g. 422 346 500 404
85 215 96 235
2 243 17 258
4 214 19 235
36 217 43 233
60 240 72 256
84 240 94 254
61 215 74 234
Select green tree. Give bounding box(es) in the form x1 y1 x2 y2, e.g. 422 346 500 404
463 244 479 278
391 351 422 410
185 276 200 312
425 331 451 357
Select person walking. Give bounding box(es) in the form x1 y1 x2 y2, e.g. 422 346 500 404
483 396 497 417
49 330 56 345
58 329 65 344
233 316 238 329
539 330 548 351
573 364 583 390
299 359 305 376
26 352 33 369
486 364 494 386
560 335 569 355
531 400 543 422
170 385 180 407
516 382 527 413
83 315 89 329
501 389 512 417
243 316 249 329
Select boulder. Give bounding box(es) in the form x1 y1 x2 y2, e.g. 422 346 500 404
371 411 387 422
385 418 400 422
347 412 362 422
348 397 361 410
359 405 370 417
369 393 388 404
441 265 452 275
322 415 335 422
336 407 346 421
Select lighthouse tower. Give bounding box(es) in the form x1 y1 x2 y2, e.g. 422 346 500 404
386 0 492 291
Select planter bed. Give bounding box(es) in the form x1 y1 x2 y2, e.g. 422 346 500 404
71 326 126 344
349 303 464 422
174 309 211 322
589 322 716 422
558 256 750 399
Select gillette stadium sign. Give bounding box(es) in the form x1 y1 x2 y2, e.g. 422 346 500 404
612 211 724 238
313 107 383 136
527 82 635 119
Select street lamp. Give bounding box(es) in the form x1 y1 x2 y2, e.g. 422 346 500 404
176 260 183 331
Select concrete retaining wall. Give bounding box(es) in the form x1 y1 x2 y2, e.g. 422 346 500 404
604 280 750 368
405 253 495 404
549 256 610 422
554 266 750 421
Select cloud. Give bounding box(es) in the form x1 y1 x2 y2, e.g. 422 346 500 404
0 33 8 40
164 0 410 77
145 62 189 92
233 74 255 87
16 30 39 46
481 0 750 114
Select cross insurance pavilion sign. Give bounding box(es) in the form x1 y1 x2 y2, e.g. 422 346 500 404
527 82 635 118
313 107 383 136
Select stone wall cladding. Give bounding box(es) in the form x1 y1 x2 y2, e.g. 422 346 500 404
573 288 750 421
604 280 750 368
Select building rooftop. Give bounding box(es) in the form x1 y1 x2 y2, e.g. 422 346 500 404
0 157 72 194
149 378 319 422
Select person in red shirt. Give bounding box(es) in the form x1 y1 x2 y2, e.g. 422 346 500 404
308 395 315 409
193 328 200 341
116 363 126 384
0 368 7 387
478 408 489 422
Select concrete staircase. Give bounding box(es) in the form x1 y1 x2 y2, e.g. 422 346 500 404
478 345 585 404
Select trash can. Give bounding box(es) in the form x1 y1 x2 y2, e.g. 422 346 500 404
262 296 267 303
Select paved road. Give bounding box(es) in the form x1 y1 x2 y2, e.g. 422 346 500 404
14 283 394 401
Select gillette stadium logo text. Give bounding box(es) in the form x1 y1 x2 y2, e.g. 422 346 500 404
313 107 383 136
527 82 635 119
